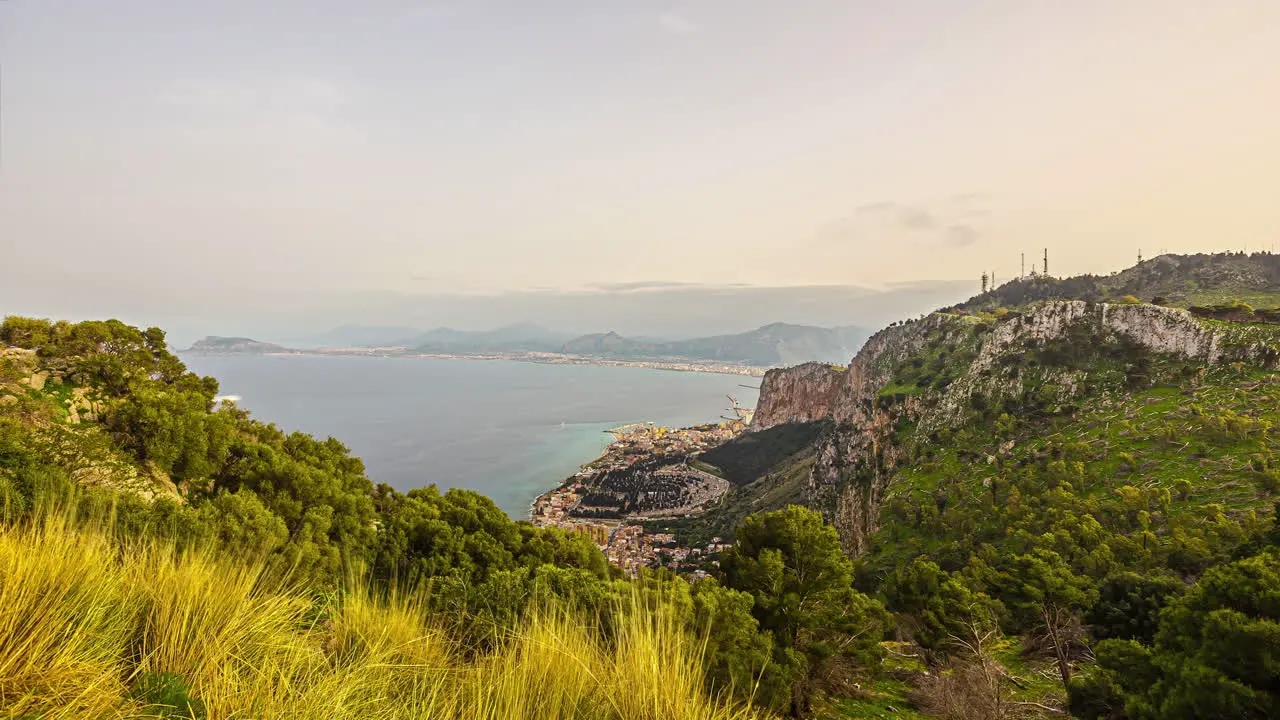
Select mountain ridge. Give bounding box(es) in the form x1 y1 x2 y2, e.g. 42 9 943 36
184 322 869 368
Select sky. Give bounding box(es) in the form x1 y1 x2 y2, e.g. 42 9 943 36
1 1 1278 342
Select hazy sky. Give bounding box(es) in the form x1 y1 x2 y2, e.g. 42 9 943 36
2 1 1278 336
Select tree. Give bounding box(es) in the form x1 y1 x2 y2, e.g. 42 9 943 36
986 549 1097 689
1086 571 1185 644
0 316 54 348
720 506 890 716
883 556 1000 656
1115 550 1280 719
689 578 775 701
1068 639 1158 720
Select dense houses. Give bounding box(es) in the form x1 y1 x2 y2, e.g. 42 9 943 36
530 421 746 576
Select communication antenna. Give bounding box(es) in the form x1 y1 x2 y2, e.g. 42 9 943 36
1138 249 1143 264
1043 248 1049 277
981 271 989 294
1021 253 1025 278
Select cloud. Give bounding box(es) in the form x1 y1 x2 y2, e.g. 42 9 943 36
855 201 895 215
658 12 699 35
946 225 980 247
588 280 703 292
899 207 936 231
819 195 988 249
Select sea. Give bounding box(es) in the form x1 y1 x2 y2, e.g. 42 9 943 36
180 355 760 518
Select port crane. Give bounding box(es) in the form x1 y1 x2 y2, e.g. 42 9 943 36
721 395 755 424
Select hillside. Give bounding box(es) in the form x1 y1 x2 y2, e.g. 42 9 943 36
718 254 1280 717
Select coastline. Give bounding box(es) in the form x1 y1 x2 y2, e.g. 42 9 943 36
186 348 770 377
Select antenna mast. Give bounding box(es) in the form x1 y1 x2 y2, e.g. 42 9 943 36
1043 248 1049 277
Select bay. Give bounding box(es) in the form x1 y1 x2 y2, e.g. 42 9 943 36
180 355 760 517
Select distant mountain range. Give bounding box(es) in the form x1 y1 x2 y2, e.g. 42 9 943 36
559 323 866 367
187 322 869 368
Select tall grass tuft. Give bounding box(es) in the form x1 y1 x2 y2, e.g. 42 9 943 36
0 507 762 720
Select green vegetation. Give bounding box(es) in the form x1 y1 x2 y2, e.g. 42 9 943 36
721 507 890 715
699 422 830 487
0 510 760 720
827 284 1280 716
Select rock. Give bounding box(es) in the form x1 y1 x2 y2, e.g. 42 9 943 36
0 394 16 406
28 372 48 391
752 362 846 428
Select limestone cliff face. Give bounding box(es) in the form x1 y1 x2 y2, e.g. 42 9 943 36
752 300 1280 555
752 362 846 428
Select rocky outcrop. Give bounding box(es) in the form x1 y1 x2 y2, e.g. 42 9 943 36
752 363 846 427
752 300 1280 555
978 301 1220 367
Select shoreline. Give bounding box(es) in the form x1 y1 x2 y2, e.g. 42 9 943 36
182 349 769 377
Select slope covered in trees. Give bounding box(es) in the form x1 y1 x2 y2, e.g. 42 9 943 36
720 256 1280 717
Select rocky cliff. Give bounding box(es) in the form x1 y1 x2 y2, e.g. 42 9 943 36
751 300 1280 554
751 362 847 427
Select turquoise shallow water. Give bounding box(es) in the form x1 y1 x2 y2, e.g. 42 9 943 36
181 355 759 517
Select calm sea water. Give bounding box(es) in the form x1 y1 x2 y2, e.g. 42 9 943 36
180 355 760 518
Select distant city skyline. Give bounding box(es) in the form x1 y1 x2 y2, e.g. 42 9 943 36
2 1 1277 336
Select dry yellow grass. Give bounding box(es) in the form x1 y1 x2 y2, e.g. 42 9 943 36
0 512 761 720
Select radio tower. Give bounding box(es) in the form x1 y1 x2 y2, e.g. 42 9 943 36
1043 248 1049 277
1021 253 1025 278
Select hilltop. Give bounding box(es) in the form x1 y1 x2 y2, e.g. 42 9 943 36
954 251 1280 313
